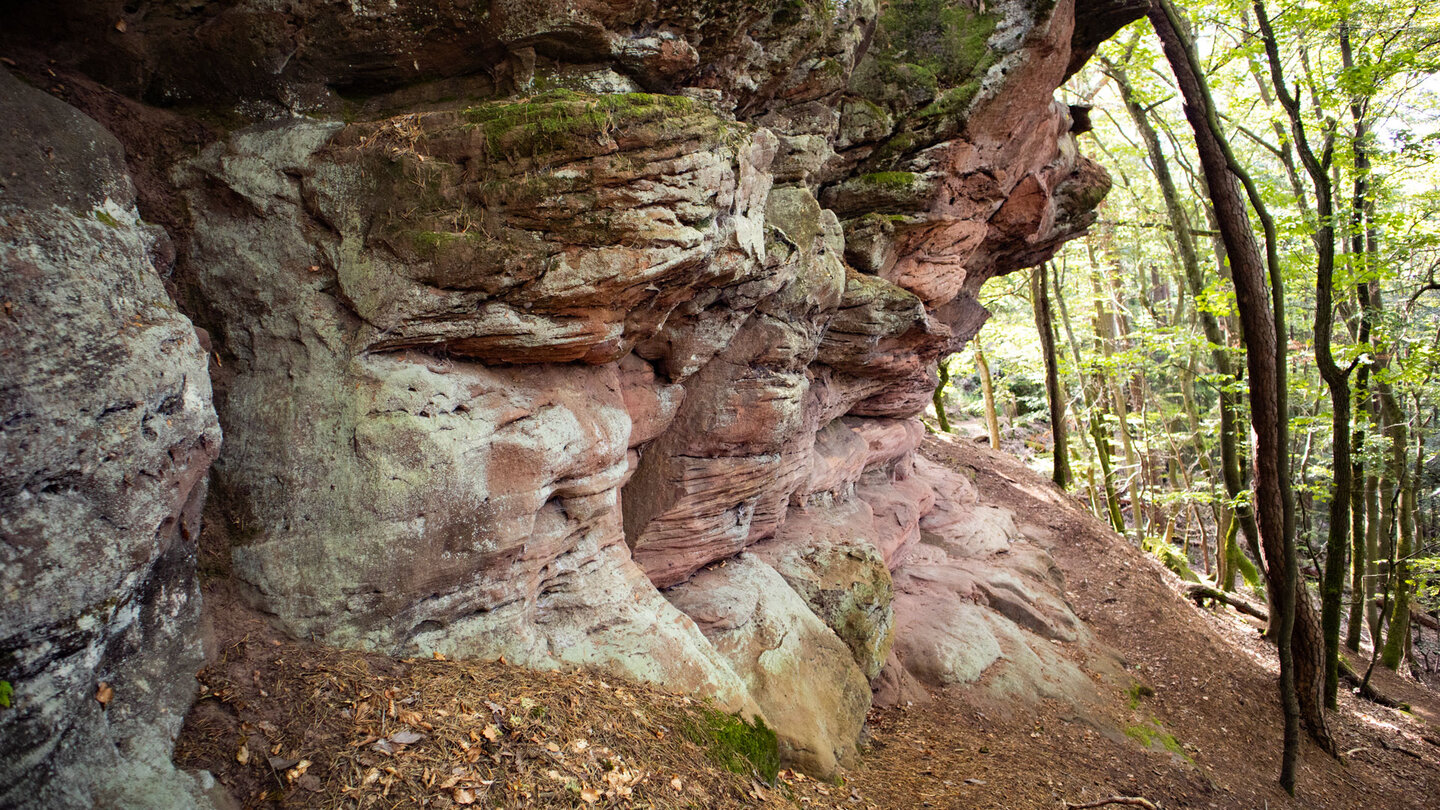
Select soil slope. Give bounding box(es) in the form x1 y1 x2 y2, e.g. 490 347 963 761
843 434 1440 810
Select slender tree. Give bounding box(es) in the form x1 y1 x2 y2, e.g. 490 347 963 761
1149 0 1335 792
934 359 953 433
1105 55 1263 594
1032 263 1073 487
1252 0 1354 710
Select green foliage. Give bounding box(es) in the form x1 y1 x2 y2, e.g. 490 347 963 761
680 708 780 784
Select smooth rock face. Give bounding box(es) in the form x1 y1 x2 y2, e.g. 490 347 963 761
0 70 221 808
0 0 1146 788
666 555 871 780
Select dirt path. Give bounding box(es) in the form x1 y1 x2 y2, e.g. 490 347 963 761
839 434 1440 810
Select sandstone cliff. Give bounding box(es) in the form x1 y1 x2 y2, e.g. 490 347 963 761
0 0 1142 802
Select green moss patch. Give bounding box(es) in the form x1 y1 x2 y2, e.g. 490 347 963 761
1126 681 1155 710
680 708 781 784
1125 720 1193 764
463 90 701 161
917 81 983 119
877 0 999 85
859 171 919 190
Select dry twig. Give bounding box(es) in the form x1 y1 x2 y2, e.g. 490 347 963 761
1064 797 1160 810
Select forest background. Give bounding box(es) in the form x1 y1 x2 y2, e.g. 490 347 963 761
930 0 1440 790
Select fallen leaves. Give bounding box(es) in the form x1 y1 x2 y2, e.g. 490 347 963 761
94 681 113 707
284 759 311 782
177 639 782 809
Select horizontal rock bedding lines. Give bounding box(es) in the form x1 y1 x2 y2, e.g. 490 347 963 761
0 0 1143 801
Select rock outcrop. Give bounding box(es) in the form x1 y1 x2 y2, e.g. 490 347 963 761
0 0 1145 798
0 70 222 808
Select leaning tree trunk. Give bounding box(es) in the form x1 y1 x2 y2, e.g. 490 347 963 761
1106 54 1263 595
1149 0 1334 792
1253 0 1353 710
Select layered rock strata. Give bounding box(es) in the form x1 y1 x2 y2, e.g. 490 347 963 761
0 0 1144 798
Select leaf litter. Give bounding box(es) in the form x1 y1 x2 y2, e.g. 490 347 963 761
174 601 815 809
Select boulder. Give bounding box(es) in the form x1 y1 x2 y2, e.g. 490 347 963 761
881 455 1094 708
0 70 222 809
666 555 870 780
753 516 896 681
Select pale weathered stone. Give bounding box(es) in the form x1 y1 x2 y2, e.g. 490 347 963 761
666 555 870 779
0 70 221 809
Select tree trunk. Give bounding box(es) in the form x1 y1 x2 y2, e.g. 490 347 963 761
1033 263 1072 487
976 342 1001 450
1107 54 1264 588
1149 0 1334 791
1341 16 1376 656
1379 386 1412 670
1252 0 1353 711
1054 261 1127 532
934 358 953 433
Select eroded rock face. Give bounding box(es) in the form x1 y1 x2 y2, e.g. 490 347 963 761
0 0 1144 786
0 70 221 808
883 455 1093 704
181 120 757 712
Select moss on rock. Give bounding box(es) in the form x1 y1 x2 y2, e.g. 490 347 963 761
859 171 919 190
463 90 702 161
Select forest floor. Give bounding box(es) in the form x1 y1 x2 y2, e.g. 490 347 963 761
176 434 1440 809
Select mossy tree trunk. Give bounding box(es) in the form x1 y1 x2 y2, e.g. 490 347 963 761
933 358 953 433
1032 263 1072 488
